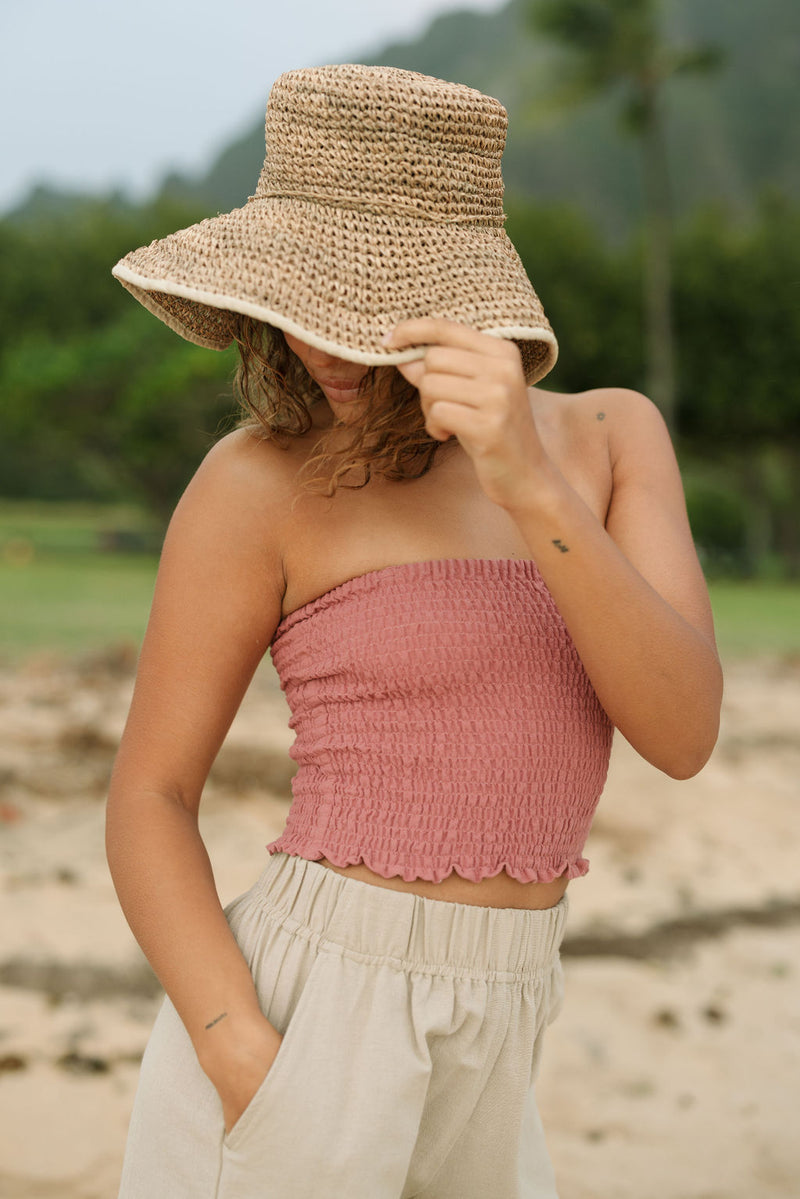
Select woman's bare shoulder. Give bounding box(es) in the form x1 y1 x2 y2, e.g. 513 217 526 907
195 426 297 497
534 383 661 424
163 426 297 593
533 384 670 466
116 426 298 808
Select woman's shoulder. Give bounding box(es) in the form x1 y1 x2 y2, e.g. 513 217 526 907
534 383 663 425
529 384 676 524
197 425 295 488
181 427 306 532
166 427 297 570
533 384 671 465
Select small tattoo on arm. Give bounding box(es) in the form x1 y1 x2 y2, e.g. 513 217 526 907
596 411 606 421
552 539 570 553
205 1012 228 1030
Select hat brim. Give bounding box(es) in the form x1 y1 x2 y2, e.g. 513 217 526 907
112 198 558 384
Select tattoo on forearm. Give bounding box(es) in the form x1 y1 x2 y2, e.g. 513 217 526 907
205 1012 228 1030
552 539 570 553
596 411 606 421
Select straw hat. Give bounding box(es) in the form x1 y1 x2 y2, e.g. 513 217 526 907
112 64 558 383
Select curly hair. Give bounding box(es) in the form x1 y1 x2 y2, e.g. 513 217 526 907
231 316 453 505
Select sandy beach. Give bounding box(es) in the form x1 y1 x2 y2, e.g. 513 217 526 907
0 648 798 1198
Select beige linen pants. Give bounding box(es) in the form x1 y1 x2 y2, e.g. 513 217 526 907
117 852 568 1199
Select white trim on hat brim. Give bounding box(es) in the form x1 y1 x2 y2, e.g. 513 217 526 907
111 263 559 375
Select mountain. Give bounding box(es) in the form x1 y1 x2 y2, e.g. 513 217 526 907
8 0 800 239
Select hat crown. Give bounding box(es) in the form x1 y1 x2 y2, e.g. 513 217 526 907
253 64 508 225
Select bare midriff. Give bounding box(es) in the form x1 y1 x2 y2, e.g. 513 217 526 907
316 858 570 910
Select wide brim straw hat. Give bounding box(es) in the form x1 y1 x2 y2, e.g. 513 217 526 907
112 64 558 384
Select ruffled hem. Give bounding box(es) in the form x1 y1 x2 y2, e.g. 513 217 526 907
265 837 589 885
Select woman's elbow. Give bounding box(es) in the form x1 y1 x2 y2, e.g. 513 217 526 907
662 746 715 780
651 713 721 780
659 663 724 779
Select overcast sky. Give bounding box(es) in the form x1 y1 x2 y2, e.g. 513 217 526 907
1 0 506 213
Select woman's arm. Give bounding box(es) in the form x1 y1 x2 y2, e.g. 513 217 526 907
387 320 723 778
106 428 290 1130
503 387 722 778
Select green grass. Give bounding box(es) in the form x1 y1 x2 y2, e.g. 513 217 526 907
0 554 159 660
0 501 798 661
1 560 797 662
708 581 800 658
0 498 161 554
0 502 160 660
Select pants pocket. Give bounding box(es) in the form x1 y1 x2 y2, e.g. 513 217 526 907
221 1061 278 1151
216 949 326 1196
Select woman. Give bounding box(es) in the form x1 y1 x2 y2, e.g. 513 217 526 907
107 65 722 1198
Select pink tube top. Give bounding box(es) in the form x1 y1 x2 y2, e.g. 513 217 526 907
266 557 613 884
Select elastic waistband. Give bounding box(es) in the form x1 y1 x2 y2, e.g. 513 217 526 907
245 852 569 981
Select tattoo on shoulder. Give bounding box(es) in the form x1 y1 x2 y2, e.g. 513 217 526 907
552 539 570 554
596 411 606 421
205 1012 228 1030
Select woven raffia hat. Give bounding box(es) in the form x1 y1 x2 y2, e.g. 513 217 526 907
112 64 558 384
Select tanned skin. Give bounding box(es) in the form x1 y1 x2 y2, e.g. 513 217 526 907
107 319 722 1133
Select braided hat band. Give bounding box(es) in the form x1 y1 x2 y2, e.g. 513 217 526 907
112 65 558 384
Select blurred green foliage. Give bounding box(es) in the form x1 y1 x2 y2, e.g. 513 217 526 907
674 191 800 444
508 189 800 576
1 186 799 575
0 197 239 520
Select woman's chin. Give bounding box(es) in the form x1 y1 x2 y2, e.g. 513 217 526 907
323 392 368 426
323 385 364 406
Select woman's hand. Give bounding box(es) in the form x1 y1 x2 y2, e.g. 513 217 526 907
199 1013 284 1134
385 318 548 511
387 322 723 776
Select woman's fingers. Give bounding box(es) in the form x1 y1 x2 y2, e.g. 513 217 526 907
419 373 506 407
388 318 533 467
417 345 501 379
385 318 516 360
394 358 427 389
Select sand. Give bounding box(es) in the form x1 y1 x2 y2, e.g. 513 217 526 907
0 648 798 1198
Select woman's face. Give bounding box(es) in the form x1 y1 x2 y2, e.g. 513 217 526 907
283 332 368 420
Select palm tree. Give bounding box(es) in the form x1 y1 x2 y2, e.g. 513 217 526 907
525 0 723 435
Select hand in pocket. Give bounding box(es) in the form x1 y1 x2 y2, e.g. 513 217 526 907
201 1016 284 1134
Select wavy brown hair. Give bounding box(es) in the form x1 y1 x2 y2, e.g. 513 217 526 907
231 316 453 504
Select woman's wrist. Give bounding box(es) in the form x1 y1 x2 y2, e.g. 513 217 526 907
499 456 574 521
195 1010 284 1132
192 1003 277 1071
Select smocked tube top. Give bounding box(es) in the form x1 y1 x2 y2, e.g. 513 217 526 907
266 557 614 884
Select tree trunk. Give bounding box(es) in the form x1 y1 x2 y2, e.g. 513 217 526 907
739 451 772 577
769 444 800 579
640 82 677 436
